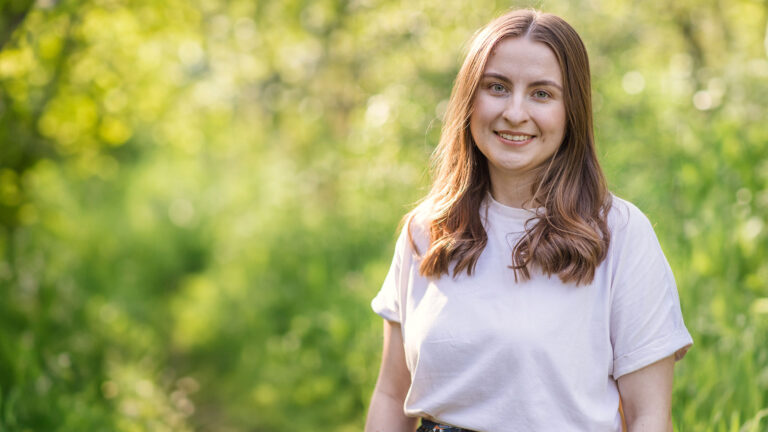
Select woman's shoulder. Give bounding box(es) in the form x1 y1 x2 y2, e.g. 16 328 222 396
606 193 663 245
394 201 433 257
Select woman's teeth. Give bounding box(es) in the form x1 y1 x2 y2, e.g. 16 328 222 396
498 132 533 141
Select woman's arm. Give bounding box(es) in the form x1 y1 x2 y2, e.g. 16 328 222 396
365 319 418 432
617 355 675 432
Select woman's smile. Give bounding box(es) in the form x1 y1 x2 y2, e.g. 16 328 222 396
494 131 536 145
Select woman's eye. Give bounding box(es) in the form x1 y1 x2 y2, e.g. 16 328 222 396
490 83 506 93
534 90 550 99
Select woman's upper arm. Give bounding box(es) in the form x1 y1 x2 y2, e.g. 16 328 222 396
375 319 411 399
365 320 416 432
617 354 675 431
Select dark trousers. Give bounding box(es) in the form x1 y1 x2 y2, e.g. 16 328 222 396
416 418 478 432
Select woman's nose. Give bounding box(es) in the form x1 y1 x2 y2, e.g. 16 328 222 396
502 96 529 124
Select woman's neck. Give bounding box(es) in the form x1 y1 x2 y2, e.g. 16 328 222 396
488 182 536 209
488 170 540 209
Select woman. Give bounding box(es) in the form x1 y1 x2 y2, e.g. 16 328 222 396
365 9 692 432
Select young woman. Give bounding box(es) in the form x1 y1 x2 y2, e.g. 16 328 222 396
365 9 692 432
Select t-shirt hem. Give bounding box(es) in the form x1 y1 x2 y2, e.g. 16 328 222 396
612 328 693 379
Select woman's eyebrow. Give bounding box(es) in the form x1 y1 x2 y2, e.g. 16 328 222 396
529 80 563 91
482 73 563 91
482 72 512 83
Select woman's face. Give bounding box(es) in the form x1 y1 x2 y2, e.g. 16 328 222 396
469 37 566 190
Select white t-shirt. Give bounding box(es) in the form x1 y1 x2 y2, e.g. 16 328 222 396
371 194 693 432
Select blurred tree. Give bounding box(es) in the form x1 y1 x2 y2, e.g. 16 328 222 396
0 0 35 50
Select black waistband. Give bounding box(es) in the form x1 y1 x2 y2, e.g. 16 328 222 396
417 418 478 432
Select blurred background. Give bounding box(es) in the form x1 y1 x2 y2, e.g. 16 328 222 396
0 0 766 430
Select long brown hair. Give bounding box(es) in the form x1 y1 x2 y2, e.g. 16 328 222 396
405 9 611 285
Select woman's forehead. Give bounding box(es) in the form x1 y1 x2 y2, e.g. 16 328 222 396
484 38 562 83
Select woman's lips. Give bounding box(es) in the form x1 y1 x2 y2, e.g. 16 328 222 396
495 131 535 146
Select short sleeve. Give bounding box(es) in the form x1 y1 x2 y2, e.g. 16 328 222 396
371 226 412 323
609 204 693 379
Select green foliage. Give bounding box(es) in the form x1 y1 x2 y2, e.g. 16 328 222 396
0 0 766 430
